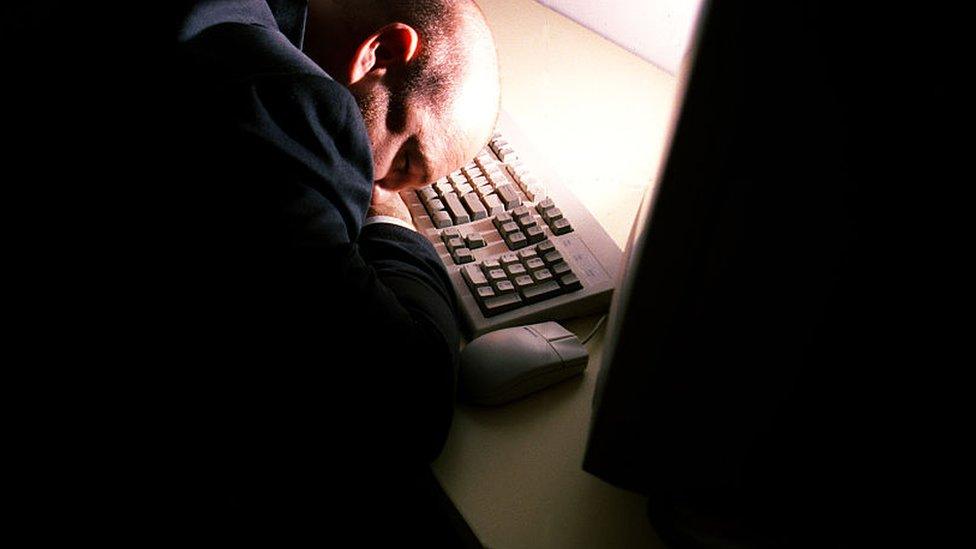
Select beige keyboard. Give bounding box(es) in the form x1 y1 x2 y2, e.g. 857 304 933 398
405 113 622 338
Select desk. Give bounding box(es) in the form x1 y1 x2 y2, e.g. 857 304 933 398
433 1 680 547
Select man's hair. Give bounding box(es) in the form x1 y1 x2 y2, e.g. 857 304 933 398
345 0 495 116
390 0 468 108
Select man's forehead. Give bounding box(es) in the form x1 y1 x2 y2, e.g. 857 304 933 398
415 66 499 180
448 87 498 157
419 116 477 180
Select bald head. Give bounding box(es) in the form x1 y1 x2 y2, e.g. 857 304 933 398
305 0 500 196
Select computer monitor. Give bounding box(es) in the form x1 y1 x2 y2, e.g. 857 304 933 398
581 1 886 546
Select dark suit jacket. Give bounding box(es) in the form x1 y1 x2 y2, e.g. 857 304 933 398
154 0 462 538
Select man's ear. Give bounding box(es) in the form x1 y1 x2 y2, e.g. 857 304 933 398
348 23 420 84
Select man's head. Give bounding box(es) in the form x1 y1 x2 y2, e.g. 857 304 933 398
305 0 500 202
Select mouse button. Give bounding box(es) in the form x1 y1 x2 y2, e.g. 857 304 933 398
549 336 589 367
528 321 574 342
463 328 557 373
483 326 532 346
504 330 561 366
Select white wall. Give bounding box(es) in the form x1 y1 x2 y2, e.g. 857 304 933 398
535 0 704 74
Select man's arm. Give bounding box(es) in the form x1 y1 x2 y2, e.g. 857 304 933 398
365 191 418 231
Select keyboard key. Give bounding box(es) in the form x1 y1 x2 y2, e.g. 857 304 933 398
559 273 582 291
536 198 556 213
436 182 454 196
536 240 556 254
475 184 494 197
461 193 488 220
449 173 466 186
482 259 501 271
432 211 452 228
441 228 461 241
506 231 529 250
490 139 509 155
513 275 534 291
445 237 464 251
495 280 516 294
487 269 508 284
455 183 474 196
517 248 538 261
511 205 530 218
493 212 513 226
551 261 573 276
506 162 524 181
443 193 470 224
532 268 553 283
497 146 516 159
479 292 523 316
486 168 507 186
483 194 505 216
475 153 495 169
500 254 520 266
475 286 496 300
521 280 563 303
462 265 488 288
516 172 536 188
465 233 487 249
495 184 521 210
542 207 563 223
525 257 545 271
524 183 545 201
426 198 445 213
525 225 546 244
452 247 474 264
498 148 519 164
515 214 534 229
543 250 563 265
418 187 437 202
550 218 573 235
505 263 527 277
500 221 519 235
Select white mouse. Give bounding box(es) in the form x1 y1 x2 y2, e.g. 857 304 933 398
458 321 588 405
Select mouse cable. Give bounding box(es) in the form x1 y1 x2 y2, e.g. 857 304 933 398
580 315 608 345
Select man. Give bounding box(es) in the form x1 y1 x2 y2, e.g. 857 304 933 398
168 0 499 542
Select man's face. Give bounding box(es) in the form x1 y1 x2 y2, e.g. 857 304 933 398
351 79 492 196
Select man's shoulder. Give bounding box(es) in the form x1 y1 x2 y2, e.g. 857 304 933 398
174 5 364 160
178 14 326 84
178 0 278 42
172 1 375 246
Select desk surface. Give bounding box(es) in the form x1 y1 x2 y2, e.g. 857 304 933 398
433 1 679 547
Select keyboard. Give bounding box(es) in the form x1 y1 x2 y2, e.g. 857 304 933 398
405 112 622 338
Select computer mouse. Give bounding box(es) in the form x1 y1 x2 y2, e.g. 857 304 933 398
458 321 589 406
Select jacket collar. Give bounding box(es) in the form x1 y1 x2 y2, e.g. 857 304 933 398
266 0 308 50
